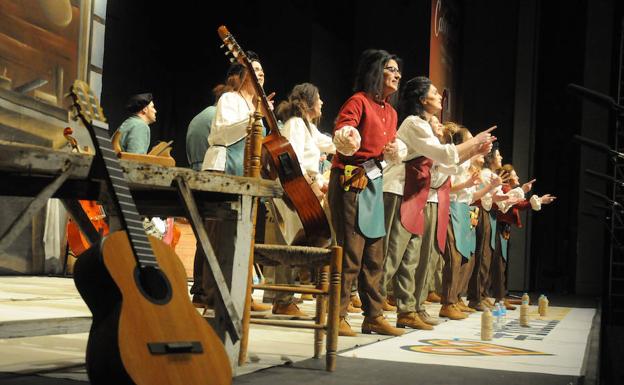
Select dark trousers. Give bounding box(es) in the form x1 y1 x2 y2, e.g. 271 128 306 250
468 209 493 303
490 222 507 301
328 170 384 318
457 254 475 300
196 219 235 307
441 224 462 305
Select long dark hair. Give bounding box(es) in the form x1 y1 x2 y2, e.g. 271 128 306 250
213 50 261 98
398 76 432 123
276 83 320 129
353 49 402 104
483 142 500 170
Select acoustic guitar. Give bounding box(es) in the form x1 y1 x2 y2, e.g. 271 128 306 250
217 26 331 241
69 80 231 385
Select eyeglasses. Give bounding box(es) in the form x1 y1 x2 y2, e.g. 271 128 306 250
384 66 401 74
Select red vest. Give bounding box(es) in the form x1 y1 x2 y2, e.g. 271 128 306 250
400 156 451 252
496 184 531 227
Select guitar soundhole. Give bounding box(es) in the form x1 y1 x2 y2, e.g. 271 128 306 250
135 266 172 304
277 152 294 177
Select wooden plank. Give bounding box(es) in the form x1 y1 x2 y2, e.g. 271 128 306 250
0 32 70 79
223 196 256 372
175 176 242 341
0 140 283 198
121 161 283 198
0 316 91 339
0 140 91 178
0 11 78 61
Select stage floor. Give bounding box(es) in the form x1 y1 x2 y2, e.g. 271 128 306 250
342 305 594 376
0 276 599 384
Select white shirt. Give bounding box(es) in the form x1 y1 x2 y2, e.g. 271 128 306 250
280 117 335 186
202 92 251 171
427 162 464 203
449 161 476 204
383 115 459 196
479 168 495 211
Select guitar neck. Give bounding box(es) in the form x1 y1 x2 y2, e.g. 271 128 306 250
248 80 280 136
89 119 159 269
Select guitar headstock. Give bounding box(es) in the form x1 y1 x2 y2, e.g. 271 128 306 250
68 80 107 128
216 25 280 134
217 26 249 67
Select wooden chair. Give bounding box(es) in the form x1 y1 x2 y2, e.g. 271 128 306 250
251 244 342 371
237 105 342 372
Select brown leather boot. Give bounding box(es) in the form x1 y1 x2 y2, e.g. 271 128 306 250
417 310 441 325
484 298 495 307
439 304 468 320
250 298 271 312
381 299 397 312
350 294 362 308
456 300 477 313
396 312 433 330
339 317 357 337
467 300 488 311
503 299 517 311
361 315 405 336
272 302 308 317
347 302 362 313
426 292 441 303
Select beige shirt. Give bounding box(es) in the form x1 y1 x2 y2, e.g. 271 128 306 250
383 115 459 196
202 92 251 171
280 117 335 186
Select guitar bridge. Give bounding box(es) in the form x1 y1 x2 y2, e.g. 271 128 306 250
147 341 203 355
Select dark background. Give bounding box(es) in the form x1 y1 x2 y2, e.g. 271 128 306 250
101 0 620 302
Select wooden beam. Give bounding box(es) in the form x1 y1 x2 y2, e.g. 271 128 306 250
0 140 283 198
0 316 91 339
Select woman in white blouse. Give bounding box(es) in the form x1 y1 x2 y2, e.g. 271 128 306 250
440 123 502 319
278 83 336 193
201 51 269 176
381 76 495 330
263 83 336 317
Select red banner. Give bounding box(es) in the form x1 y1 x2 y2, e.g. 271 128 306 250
429 0 461 122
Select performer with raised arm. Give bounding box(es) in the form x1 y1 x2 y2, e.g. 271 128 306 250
491 164 556 309
381 76 495 330
438 123 502 318
329 49 405 337
467 144 514 311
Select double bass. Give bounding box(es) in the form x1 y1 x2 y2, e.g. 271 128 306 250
217 26 331 242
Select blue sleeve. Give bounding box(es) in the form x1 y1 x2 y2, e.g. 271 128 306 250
123 122 150 154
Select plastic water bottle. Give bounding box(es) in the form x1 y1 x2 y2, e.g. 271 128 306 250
494 303 502 330
499 301 507 325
